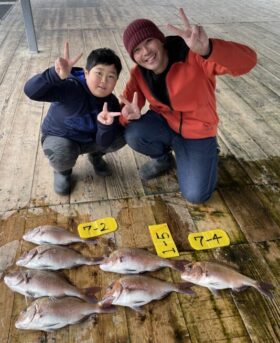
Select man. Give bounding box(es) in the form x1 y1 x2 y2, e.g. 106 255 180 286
120 8 257 204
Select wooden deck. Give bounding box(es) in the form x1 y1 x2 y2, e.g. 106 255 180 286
0 0 279 342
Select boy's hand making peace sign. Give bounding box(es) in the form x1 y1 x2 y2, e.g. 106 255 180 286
55 42 83 80
97 102 121 125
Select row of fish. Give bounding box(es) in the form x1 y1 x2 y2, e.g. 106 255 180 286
4 225 275 331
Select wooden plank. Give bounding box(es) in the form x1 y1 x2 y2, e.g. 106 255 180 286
256 239 280 282
217 79 280 154
208 24 280 118
253 184 280 228
0 100 42 212
217 137 253 187
217 103 280 185
220 185 280 242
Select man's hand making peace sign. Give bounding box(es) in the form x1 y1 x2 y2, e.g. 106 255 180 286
55 42 83 80
167 8 211 57
120 92 141 121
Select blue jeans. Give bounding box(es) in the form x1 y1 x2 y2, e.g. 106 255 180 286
125 111 219 204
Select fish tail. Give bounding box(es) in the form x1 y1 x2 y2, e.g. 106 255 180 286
80 286 101 303
175 282 196 296
170 259 189 272
255 281 274 298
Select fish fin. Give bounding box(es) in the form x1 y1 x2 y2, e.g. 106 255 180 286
23 270 32 283
49 296 60 303
175 282 196 296
29 249 39 260
209 288 219 296
232 285 248 293
255 281 274 298
80 286 101 303
25 291 36 298
170 259 190 272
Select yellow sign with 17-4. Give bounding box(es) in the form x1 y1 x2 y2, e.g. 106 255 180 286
188 229 230 250
149 223 179 258
78 217 117 238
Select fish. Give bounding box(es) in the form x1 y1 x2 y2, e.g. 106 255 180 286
99 247 188 274
180 261 274 298
23 225 96 245
15 296 115 331
4 269 100 303
100 275 195 311
16 245 103 270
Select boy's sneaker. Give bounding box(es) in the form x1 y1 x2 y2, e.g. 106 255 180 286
53 170 71 195
139 154 175 180
88 154 112 177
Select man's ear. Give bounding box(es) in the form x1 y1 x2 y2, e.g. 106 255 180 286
84 68 89 76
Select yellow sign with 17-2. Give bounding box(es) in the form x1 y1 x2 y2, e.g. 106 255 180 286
78 217 117 238
149 223 179 258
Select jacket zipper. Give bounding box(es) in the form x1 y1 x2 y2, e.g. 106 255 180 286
179 112 183 135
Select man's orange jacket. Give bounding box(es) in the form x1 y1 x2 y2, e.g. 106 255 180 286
121 38 257 139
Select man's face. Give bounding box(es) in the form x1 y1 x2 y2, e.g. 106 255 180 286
85 64 118 97
133 38 168 74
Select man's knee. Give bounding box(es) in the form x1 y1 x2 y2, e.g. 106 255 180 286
125 123 142 147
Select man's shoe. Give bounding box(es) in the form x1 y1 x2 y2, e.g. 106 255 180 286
53 171 71 195
88 154 112 177
139 154 175 180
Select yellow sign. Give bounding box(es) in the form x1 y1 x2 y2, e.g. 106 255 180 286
78 217 118 238
149 223 179 258
188 229 230 250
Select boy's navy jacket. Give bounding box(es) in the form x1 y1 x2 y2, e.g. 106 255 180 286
24 66 121 146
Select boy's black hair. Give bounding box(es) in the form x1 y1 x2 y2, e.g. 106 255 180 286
86 48 122 76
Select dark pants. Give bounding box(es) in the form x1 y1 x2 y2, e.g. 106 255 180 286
42 133 126 173
125 111 219 204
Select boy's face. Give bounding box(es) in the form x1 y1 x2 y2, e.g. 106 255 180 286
85 64 118 97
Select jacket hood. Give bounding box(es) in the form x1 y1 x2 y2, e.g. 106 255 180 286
69 67 89 92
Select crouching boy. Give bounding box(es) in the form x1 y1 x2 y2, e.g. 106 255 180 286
24 42 125 195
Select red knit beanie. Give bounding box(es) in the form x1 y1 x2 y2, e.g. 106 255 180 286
123 19 165 60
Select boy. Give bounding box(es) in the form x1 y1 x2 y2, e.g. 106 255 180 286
24 42 125 195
